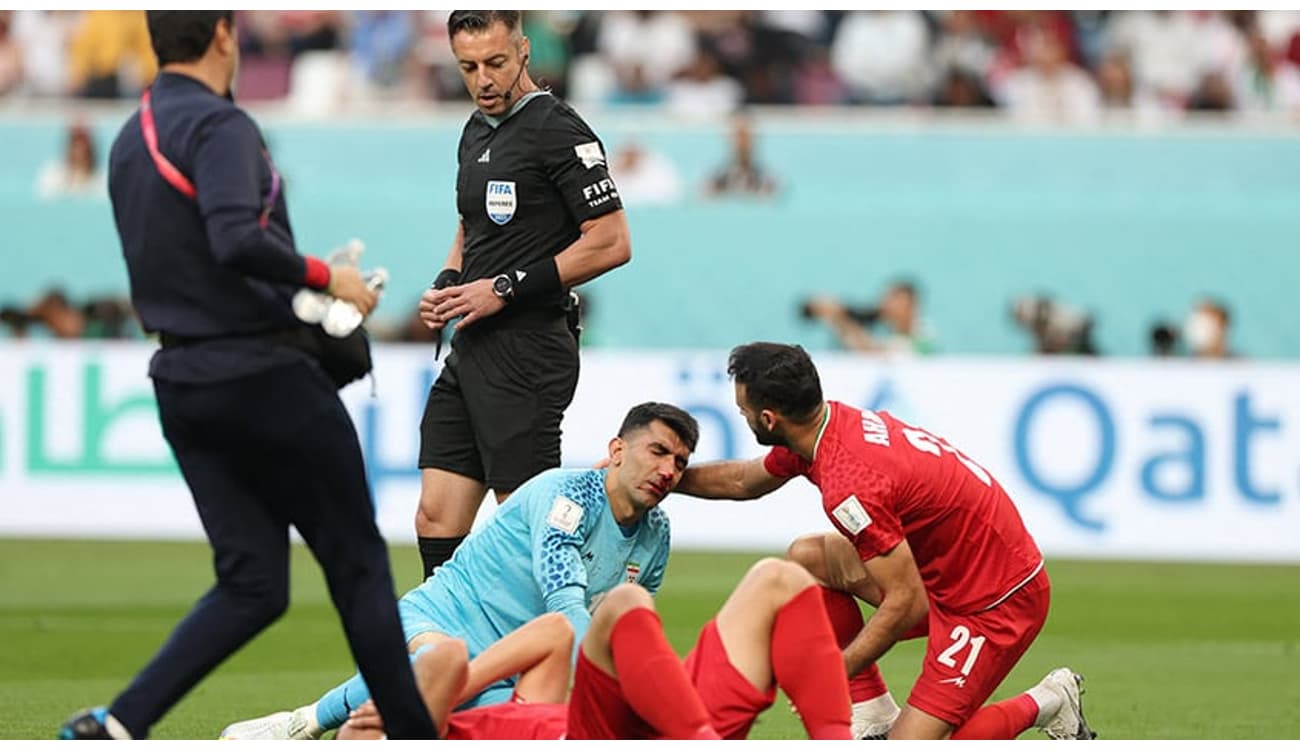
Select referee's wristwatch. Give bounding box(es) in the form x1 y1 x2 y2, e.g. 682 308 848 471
491 273 515 304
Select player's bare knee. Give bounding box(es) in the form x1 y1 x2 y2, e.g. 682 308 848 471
601 582 654 617
748 557 815 600
534 612 575 653
417 638 469 676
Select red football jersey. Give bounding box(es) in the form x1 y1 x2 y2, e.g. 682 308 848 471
446 702 568 740
765 402 1043 614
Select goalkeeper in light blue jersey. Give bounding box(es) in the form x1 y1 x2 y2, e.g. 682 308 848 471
219 402 699 740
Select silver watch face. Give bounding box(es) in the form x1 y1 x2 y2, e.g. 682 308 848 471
493 275 513 298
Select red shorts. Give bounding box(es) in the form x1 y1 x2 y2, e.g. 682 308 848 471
907 569 1051 727
446 701 567 740
683 619 777 740
565 647 657 740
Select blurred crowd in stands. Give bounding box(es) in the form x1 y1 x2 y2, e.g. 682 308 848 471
3 10 1300 122
801 284 1240 360
0 10 1265 359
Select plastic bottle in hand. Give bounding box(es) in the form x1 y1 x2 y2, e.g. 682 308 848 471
323 268 388 338
293 239 365 324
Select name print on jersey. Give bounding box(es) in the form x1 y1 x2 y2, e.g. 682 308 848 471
861 410 891 446
486 180 516 225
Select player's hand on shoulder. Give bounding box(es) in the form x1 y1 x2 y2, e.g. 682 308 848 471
433 278 506 331
328 265 379 317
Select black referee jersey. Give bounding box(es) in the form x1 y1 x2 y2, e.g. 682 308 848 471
454 91 622 316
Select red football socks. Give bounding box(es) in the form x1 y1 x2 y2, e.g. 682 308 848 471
772 586 854 739
609 607 719 739
820 587 889 702
951 693 1039 740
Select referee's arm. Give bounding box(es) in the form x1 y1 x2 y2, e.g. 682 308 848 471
554 209 631 287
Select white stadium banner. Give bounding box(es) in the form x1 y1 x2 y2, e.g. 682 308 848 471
1 342 1297 562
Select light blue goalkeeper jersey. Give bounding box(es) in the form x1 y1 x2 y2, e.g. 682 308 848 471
398 467 671 706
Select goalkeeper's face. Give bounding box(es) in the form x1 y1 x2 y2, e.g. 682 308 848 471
609 419 692 517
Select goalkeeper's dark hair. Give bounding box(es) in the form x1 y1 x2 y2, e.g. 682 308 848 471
619 403 699 453
146 11 234 66
728 342 824 423
447 10 522 39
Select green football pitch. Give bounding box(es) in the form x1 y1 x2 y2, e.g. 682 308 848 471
2 540 1298 739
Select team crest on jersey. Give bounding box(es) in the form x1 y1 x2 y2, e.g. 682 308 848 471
485 180 516 225
625 562 642 584
831 495 872 535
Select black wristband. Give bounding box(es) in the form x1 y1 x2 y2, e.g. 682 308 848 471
514 258 562 303
432 268 461 290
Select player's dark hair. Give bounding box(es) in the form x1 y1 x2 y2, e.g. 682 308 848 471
728 342 823 423
619 402 699 453
146 11 234 66
447 10 522 38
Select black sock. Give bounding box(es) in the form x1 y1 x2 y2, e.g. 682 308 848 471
418 535 467 580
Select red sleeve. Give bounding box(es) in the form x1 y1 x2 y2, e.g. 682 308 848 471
826 467 904 563
303 256 331 290
763 447 809 479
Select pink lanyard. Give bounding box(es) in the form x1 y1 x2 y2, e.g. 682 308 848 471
138 88 281 228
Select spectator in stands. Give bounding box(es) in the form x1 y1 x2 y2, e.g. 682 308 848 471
0 288 135 340
1010 294 1100 356
67 10 155 98
802 280 936 355
665 47 744 121
1096 51 1135 108
933 69 996 108
1187 70 1236 111
348 11 415 92
790 47 849 106
1235 27 1300 113
12 11 79 97
1105 11 1204 111
702 114 778 198
1183 297 1236 359
831 11 930 105
0 11 23 96
598 11 696 96
35 120 106 200
928 10 996 101
609 140 682 207
521 11 573 98
999 30 1101 125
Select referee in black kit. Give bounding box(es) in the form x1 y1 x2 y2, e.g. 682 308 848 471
415 10 631 578
59 12 436 740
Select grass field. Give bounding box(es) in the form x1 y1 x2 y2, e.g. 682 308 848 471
2 540 1299 739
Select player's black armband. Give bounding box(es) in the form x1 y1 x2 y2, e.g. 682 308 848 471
514 257 562 303
431 268 461 290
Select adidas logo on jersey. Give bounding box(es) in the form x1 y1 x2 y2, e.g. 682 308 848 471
477 148 491 163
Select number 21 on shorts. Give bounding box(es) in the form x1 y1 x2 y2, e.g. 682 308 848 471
937 625 986 678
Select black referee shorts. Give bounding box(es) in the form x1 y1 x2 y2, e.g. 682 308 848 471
418 320 578 493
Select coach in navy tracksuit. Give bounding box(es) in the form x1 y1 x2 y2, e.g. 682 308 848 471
58 11 437 740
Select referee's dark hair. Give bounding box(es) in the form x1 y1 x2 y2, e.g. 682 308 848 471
146 11 234 66
728 342 824 423
619 402 700 453
447 10 522 37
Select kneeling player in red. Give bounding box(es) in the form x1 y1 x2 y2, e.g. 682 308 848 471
677 342 1097 740
338 558 852 740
